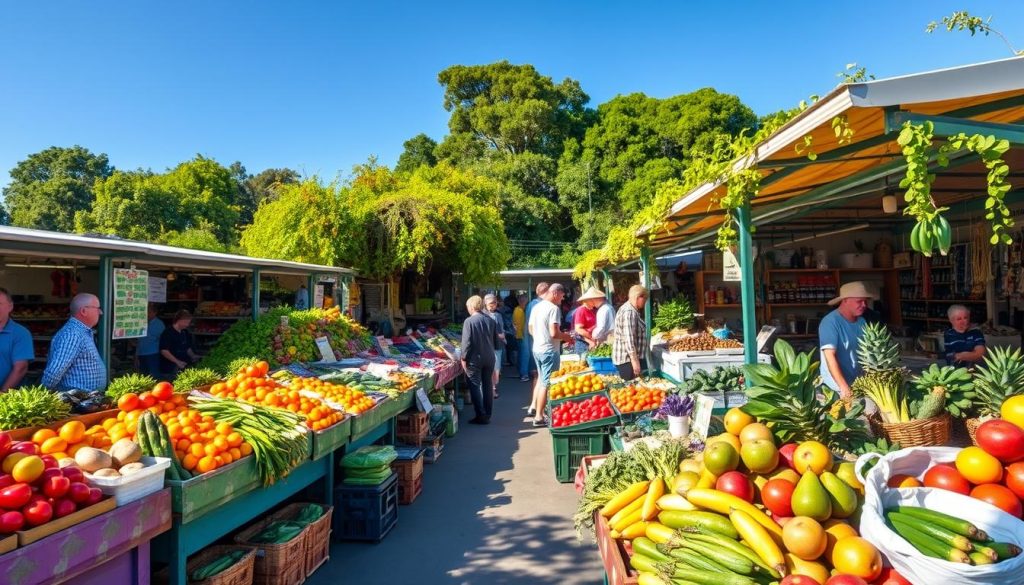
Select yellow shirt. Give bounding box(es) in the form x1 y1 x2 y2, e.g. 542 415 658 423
513 306 525 339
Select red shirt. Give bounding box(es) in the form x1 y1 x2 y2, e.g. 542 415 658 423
573 305 597 335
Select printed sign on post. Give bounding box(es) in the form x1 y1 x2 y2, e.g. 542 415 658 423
723 249 741 281
112 268 149 339
690 394 718 440
313 285 325 310
315 336 337 363
415 387 433 412
148 277 167 303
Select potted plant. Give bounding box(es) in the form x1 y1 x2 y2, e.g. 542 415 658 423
658 393 695 437
840 240 873 269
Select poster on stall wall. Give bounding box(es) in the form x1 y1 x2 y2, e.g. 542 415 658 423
315 336 337 363
113 268 149 339
313 285 325 309
147 277 167 303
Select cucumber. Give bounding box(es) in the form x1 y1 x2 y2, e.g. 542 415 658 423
137 413 156 457
969 551 995 565
683 532 779 578
629 553 666 575
669 548 728 573
677 540 757 576
886 511 973 551
976 540 1022 560
889 506 984 540
667 565 758 585
633 536 672 563
658 511 739 539
152 417 180 481
888 518 970 563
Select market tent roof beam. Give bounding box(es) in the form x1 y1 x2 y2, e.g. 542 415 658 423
884 111 1024 144
0 226 354 277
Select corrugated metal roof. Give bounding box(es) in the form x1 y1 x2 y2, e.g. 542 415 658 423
0 225 354 276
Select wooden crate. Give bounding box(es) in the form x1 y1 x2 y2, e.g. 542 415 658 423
17 497 116 545
8 409 118 442
390 450 424 483
186 545 256 585
396 411 428 437
303 504 333 577
395 432 425 447
397 475 422 505
595 513 639 585
233 504 309 585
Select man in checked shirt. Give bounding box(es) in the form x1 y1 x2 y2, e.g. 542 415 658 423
42 293 107 393
612 285 648 381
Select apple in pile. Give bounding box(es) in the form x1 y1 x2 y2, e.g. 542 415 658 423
0 432 103 533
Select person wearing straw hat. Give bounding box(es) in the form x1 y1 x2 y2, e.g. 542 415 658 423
819 281 877 399
573 286 606 354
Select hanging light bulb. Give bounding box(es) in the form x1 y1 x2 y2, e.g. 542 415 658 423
166 270 177 281
882 194 898 214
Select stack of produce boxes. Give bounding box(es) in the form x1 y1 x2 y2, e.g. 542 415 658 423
391 446 424 505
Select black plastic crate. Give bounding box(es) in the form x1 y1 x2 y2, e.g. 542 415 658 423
333 472 399 542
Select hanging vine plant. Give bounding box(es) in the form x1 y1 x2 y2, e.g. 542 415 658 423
897 120 1014 256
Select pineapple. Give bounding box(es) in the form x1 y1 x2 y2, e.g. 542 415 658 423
856 322 902 373
972 347 1024 419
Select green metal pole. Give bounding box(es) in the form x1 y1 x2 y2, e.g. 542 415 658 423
600 269 612 302
736 204 757 366
252 269 261 321
640 248 653 336
307 273 316 308
97 255 114 377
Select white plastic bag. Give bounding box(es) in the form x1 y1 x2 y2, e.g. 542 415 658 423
855 446 1024 585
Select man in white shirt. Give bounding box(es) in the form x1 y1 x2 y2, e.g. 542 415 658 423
590 290 615 344
527 283 572 427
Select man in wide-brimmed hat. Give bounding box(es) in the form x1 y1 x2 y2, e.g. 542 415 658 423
819 281 877 398
573 286 607 354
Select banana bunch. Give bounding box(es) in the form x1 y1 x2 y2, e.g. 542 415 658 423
909 215 952 257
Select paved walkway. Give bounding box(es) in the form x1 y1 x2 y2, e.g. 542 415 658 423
308 367 606 585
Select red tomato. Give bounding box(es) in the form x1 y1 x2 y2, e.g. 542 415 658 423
0 511 23 533
971 483 1023 517
976 420 1024 463
67 482 90 504
22 500 52 527
923 463 972 495
61 467 84 484
873 567 912 585
42 476 70 499
0 433 11 461
0 474 15 490
0 483 32 510
139 392 157 408
1005 462 1024 500
152 382 174 402
40 455 58 470
117 393 140 412
52 498 77 518
760 478 796 517
9 442 39 456
86 488 103 505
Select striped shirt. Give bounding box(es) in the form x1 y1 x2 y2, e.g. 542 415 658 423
944 327 985 368
42 318 107 392
612 302 646 366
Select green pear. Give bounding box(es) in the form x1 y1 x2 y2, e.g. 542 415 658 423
791 470 832 521
820 471 859 519
835 461 864 495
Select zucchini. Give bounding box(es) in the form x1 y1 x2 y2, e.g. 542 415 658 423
657 511 739 539
888 517 970 563
632 537 672 563
889 506 984 540
885 511 973 551
976 540 1022 560
137 413 156 457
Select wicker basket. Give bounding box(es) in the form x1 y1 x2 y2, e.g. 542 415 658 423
187 545 257 585
870 413 951 448
966 417 983 446
303 504 333 577
234 505 309 585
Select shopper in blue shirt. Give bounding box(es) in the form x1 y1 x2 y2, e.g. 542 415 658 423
944 304 986 368
136 304 165 379
819 282 876 399
42 293 107 393
0 288 34 391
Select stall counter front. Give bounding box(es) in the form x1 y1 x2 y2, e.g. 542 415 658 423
651 345 771 382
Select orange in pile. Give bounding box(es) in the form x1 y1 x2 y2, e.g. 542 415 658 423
388 372 417 392
210 362 346 431
552 362 587 378
609 385 667 413
288 377 375 416
549 373 606 400
110 381 251 475
31 420 93 461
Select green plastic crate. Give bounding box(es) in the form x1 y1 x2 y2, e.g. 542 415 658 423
550 429 609 483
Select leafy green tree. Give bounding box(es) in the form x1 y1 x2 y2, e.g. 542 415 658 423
248 168 299 203
159 156 240 244
161 226 236 253
0 203 9 226
395 134 439 174
436 61 591 159
3 146 113 232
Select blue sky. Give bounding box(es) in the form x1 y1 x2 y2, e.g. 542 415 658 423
1 1 1022 189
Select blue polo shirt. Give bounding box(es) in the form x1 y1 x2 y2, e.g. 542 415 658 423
818 309 866 391
0 319 35 386
944 327 986 368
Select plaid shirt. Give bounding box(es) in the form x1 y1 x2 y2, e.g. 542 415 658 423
612 302 646 366
42 318 107 392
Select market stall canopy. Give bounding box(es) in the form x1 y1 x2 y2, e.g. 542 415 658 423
640 55 1024 257
493 268 578 291
0 225 355 277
